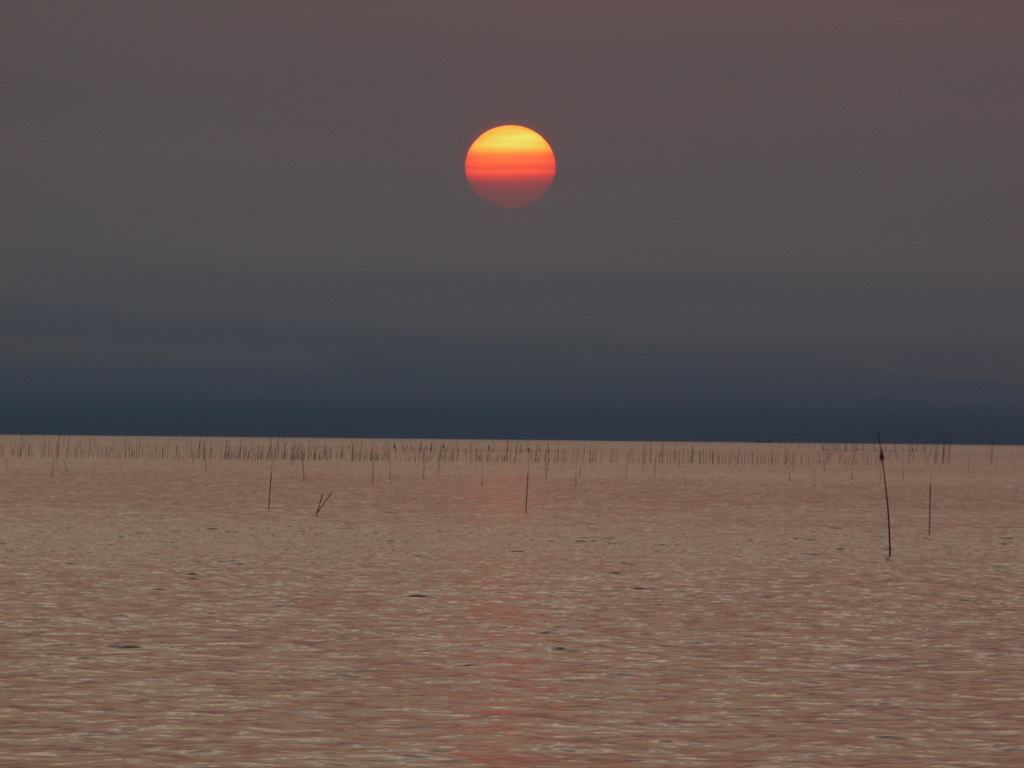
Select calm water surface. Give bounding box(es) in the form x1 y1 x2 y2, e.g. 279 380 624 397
2 439 1022 766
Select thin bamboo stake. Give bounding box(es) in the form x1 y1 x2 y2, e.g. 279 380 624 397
267 463 274 511
928 481 932 536
524 467 530 514
315 492 332 516
878 434 892 558
50 435 61 479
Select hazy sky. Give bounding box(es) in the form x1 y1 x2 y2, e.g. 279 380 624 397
3 2 1022 441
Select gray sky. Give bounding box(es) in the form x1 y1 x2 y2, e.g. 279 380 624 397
3 1 1022 441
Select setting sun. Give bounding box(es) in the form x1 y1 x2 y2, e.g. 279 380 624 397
465 125 556 208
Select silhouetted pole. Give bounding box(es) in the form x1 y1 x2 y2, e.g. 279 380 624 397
315 492 332 516
267 464 274 511
50 435 61 479
878 434 892 558
524 467 530 514
928 480 932 536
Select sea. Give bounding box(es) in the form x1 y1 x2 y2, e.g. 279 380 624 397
2 436 1021 767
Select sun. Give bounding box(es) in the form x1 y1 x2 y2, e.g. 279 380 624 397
465 125 556 208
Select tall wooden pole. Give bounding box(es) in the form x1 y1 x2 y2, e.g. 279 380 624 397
928 481 932 536
878 434 892 558
524 467 530 514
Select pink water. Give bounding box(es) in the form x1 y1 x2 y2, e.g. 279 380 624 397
2 438 1021 766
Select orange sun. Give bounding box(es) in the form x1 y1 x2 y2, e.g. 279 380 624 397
465 125 556 208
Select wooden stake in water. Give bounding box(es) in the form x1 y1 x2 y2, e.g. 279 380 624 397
928 481 932 536
267 463 274 511
878 434 892 558
50 434 61 479
315 491 332 516
524 467 530 514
